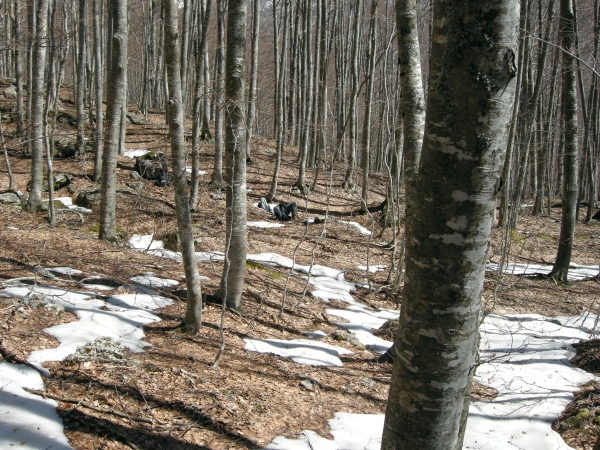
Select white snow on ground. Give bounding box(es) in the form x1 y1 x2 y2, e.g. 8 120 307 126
0 362 73 449
46 266 83 276
54 196 92 214
265 313 597 450
338 220 372 235
264 413 384 450
487 262 599 281
185 167 207 175
127 234 598 449
303 330 327 339
0 270 178 449
2 278 172 377
357 264 387 273
123 149 151 158
247 221 285 228
243 338 353 367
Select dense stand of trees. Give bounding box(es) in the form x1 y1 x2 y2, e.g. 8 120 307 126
0 0 599 446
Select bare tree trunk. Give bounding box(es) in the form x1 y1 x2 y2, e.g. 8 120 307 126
25 0 48 213
92 0 104 181
190 0 213 208
381 0 519 448
342 0 362 190
99 0 128 241
14 0 24 136
550 0 579 282
266 0 288 202
213 0 248 310
359 0 378 213
245 0 260 164
76 0 87 156
210 0 225 189
163 0 203 333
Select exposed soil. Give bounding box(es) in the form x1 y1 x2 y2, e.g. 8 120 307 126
0 99 599 449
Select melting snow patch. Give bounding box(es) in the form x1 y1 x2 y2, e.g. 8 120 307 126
185 167 207 175
486 262 599 281
2 283 172 377
266 313 597 450
244 338 352 367
303 330 327 339
248 221 285 228
264 412 383 450
357 264 387 273
0 362 73 449
129 273 179 288
123 149 151 158
54 196 92 214
338 221 372 235
46 266 83 276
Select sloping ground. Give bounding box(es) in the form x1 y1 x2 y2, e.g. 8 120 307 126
0 109 599 448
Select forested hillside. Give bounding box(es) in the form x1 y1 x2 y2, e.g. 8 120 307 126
0 0 599 449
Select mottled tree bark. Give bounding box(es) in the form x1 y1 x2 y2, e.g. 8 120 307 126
550 0 579 282
98 0 128 241
210 0 225 189
213 0 248 310
245 0 260 164
75 0 87 157
381 0 520 448
92 0 104 181
163 0 204 332
25 0 48 212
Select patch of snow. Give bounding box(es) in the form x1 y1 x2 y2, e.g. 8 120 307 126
46 266 83 276
0 362 73 449
129 273 179 288
53 196 91 214
243 338 353 367
357 264 387 273
265 313 597 450
248 221 284 228
5 226 19 230
338 221 372 235
303 330 327 339
2 283 172 377
123 149 150 158
487 262 599 281
185 167 207 175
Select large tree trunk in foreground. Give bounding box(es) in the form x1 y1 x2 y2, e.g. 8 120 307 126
381 0 520 448
550 0 579 282
163 0 204 332
98 0 128 241
213 0 248 310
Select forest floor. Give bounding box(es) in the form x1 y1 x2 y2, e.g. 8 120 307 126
0 101 599 449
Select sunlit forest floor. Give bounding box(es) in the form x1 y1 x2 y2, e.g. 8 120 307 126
0 97 599 449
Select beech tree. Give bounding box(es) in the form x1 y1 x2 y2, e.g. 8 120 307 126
99 0 128 241
550 0 579 282
212 0 248 310
382 0 520 448
163 0 204 332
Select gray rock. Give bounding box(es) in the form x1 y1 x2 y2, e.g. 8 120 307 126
23 292 47 308
329 330 366 349
126 114 152 125
65 337 130 363
130 170 142 179
0 191 21 206
47 304 65 315
126 181 145 191
53 173 72 190
135 152 167 181
75 187 102 208
2 85 17 99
